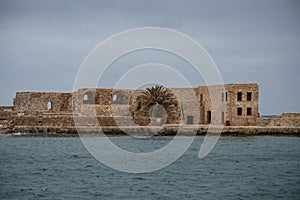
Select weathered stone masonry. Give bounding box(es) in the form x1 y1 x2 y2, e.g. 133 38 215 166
0 83 299 134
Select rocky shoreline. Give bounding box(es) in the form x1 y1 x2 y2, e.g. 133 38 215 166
2 125 299 137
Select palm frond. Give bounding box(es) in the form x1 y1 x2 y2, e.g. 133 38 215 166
139 85 170 106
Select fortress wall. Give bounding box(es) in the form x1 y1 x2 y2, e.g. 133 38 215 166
195 84 258 126
11 115 139 128
196 86 211 124
73 88 142 117
5 84 261 128
197 85 227 125
257 113 300 127
13 92 72 114
0 106 14 133
170 88 199 124
0 106 14 118
0 83 279 133
281 113 300 118
12 115 75 127
224 84 259 126
2 83 300 135
0 106 13 112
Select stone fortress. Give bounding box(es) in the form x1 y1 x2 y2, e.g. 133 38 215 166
0 83 299 135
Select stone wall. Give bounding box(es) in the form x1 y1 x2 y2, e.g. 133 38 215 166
196 85 226 125
257 113 300 127
70 84 258 126
11 115 140 127
224 84 259 126
1 84 261 131
13 92 72 114
0 106 14 133
194 84 258 126
0 106 14 118
170 88 199 124
3 83 300 135
130 88 181 125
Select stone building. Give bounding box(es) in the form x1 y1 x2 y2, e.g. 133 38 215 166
0 83 261 134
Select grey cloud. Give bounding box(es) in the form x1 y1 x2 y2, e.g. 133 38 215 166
0 0 299 114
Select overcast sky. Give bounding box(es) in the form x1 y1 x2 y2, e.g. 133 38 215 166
0 0 299 115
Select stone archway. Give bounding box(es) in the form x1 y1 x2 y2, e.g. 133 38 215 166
131 89 180 126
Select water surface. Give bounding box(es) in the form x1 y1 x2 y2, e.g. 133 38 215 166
0 136 299 199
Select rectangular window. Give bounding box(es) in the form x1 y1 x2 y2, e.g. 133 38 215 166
247 107 252 116
237 107 242 116
225 92 228 101
237 92 242 101
247 92 252 101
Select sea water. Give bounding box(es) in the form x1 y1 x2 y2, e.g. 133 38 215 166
0 136 299 199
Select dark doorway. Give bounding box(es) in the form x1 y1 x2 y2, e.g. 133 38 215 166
207 111 211 124
221 112 225 125
187 115 193 125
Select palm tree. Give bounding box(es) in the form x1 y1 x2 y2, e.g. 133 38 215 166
139 85 170 106
138 85 171 118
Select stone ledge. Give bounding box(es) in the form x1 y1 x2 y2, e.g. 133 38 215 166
4 125 299 136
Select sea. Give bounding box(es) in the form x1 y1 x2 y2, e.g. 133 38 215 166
0 135 299 200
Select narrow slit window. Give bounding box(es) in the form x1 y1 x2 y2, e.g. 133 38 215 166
200 94 203 106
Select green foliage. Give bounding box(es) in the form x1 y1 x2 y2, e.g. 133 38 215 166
139 85 171 106
135 101 142 111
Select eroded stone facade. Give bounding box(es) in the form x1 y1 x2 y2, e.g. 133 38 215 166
1 83 297 134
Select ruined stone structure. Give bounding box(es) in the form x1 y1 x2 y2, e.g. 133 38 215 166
0 83 299 135
257 113 300 127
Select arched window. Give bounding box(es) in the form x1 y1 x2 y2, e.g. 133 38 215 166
112 94 117 102
111 91 128 104
83 91 95 104
47 102 52 110
83 94 89 101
